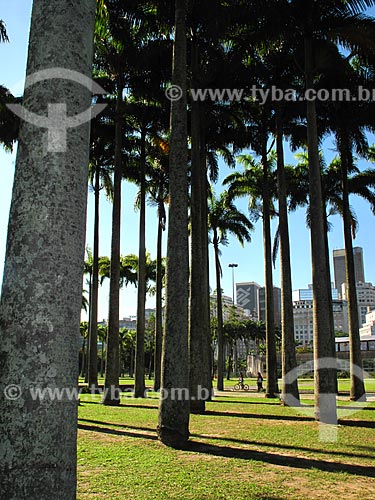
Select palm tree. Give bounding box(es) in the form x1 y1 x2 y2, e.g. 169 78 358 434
0 19 8 43
125 99 167 398
224 153 279 398
0 0 96 496
276 113 300 406
0 85 19 151
325 154 375 401
94 4 137 405
146 153 169 391
245 0 375 423
157 0 190 449
208 191 253 391
289 0 375 424
87 119 114 389
98 324 108 377
80 321 89 378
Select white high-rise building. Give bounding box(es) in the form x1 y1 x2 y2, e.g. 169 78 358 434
359 308 375 337
292 288 348 345
342 281 375 326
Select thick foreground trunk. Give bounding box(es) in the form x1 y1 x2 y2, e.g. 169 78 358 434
0 1 96 498
189 69 210 412
305 36 337 425
157 0 190 448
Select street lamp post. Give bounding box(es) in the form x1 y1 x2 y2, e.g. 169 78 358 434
228 263 238 305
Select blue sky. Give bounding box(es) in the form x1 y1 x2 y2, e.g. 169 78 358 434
1 2 375 321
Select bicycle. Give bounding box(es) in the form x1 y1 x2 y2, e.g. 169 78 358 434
233 380 249 391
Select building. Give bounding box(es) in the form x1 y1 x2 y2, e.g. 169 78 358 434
236 282 261 318
359 308 375 337
333 247 365 295
210 294 246 322
210 294 251 362
257 286 281 326
341 281 375 326
292 288 347 345
119 317 136 330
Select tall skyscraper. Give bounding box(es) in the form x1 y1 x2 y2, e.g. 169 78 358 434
257 286 281 326
236 282 260 318
333 247 365 295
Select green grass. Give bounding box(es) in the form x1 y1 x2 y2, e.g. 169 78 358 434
79 376 375 394
77 391 375 500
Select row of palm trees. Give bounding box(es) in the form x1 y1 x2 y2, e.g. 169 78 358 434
86 0 375 445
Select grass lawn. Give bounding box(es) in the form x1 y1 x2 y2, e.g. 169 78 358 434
79 376 375 393
77 390 375 500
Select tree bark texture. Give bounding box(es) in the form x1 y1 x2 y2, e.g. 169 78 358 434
338 128 365 401
88 163 100 388
157 0 190 448
305 36 337 424
276 114 300 405
261 132 278 398
0 1 96 498
103 83 123 406
134 129 147 398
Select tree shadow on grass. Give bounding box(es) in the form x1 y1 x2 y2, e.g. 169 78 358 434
77 423 157 440
215 394 280 402
118 403 158 410
79 401 158 410
190 433 375 461
77 421 375 476
339 419 375 429
186 441 375 478
211 399 282 406
204 410 314 422
78 418 154 434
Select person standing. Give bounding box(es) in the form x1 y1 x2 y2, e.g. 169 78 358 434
257 372 264 392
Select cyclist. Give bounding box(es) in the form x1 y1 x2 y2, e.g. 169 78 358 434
239 371 244 389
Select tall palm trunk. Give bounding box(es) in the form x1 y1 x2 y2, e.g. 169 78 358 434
101 340 105 377
276 113 300 405
88 163 100 389
134 129 147 398
338 129 365 401
84 272 92 381
261 130 278 398
157 0 190 448
153 199 164 391
200 127 212 397
81 335 87 378
305 36 337 424
0 0 96 496
214 234 225 391
103 82 123 406
189 42 209 412
323 213 338 395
